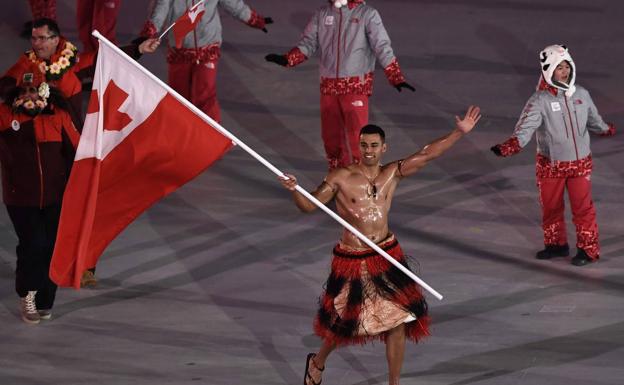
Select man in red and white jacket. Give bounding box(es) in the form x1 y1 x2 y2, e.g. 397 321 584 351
491 44 616 266
141 0 272 123
266 0 414 170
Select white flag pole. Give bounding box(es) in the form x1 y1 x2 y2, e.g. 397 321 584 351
158 23 176 40
92 31 443 301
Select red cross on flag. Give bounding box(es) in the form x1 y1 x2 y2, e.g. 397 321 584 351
50 38 232 288
173 0 206 48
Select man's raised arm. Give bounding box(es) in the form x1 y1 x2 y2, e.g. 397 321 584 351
396 105 481 178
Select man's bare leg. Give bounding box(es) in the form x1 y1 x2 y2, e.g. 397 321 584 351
314 339 335 368
305 340 335 385
386 324 406 385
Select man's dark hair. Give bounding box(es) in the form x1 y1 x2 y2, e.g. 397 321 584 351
359 124 386 142
32 18 61 37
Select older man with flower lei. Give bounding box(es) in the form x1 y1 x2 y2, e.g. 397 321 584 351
1 18 159 129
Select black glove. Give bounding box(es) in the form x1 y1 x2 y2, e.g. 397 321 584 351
265 53 288 67
395 82 415 92
262 17 274 33
490 145 503 157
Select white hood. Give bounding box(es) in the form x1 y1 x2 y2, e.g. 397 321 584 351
539 44 576 97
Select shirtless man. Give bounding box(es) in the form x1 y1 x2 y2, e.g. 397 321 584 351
279 105 481 385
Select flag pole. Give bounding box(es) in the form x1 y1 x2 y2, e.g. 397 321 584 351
92 31 443 301
158 23 176 40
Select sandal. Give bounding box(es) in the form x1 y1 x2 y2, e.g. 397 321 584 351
303 353 324 385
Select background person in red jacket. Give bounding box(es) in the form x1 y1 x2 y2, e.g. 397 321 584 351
2 18 160 130
0 70 79 324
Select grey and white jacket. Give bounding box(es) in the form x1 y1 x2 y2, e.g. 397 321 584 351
494 44 615 166
284 1 406 96
142 0 266 63
511 85 610 162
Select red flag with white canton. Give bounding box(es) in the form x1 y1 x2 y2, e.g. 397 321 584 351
50 41 233 288
173 0 206 48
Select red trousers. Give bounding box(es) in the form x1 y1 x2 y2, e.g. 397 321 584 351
537 174 600 259
168 60 220 123
77 0 121 52
28 0 56 19
320 94 369 170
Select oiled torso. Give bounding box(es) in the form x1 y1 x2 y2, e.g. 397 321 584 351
332 164 399 248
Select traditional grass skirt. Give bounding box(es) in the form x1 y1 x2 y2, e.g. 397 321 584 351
314 235 430 346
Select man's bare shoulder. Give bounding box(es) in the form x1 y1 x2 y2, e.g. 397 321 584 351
327 165 357 180
379 161 401 180
323 165 362 191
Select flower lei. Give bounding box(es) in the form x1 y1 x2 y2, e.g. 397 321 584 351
28 41 78 81
12 82 50 117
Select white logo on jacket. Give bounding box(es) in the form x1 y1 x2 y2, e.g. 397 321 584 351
550 102 561 112
325 16 334 25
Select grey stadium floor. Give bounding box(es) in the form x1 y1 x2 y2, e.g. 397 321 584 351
1 1 623 384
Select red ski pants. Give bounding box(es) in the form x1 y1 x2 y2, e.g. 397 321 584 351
77 0 121 53
28 0 56 19
320 94 369 170
168 60 220 123
537 174 600 259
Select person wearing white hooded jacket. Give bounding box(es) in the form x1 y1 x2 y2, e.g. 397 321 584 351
491 44 616 266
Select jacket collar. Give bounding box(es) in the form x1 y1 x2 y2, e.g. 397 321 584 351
537 76 558 97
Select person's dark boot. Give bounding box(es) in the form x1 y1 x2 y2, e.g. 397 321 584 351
536 244 569 259
571 249 597 266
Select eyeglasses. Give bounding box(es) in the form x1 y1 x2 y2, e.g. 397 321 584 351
30 35 57 42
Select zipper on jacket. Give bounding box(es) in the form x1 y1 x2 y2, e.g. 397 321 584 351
561 111 569 139
336 8 343 79
564 97 580 160
573 110 583 137
35 143 44 208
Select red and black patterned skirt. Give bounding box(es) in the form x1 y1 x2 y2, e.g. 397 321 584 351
314 235 430 346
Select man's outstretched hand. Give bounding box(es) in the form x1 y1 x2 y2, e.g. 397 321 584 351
455 105 482 134
262 17 274 33
395 82 415 92
265 53 288 66
279 173 298 191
